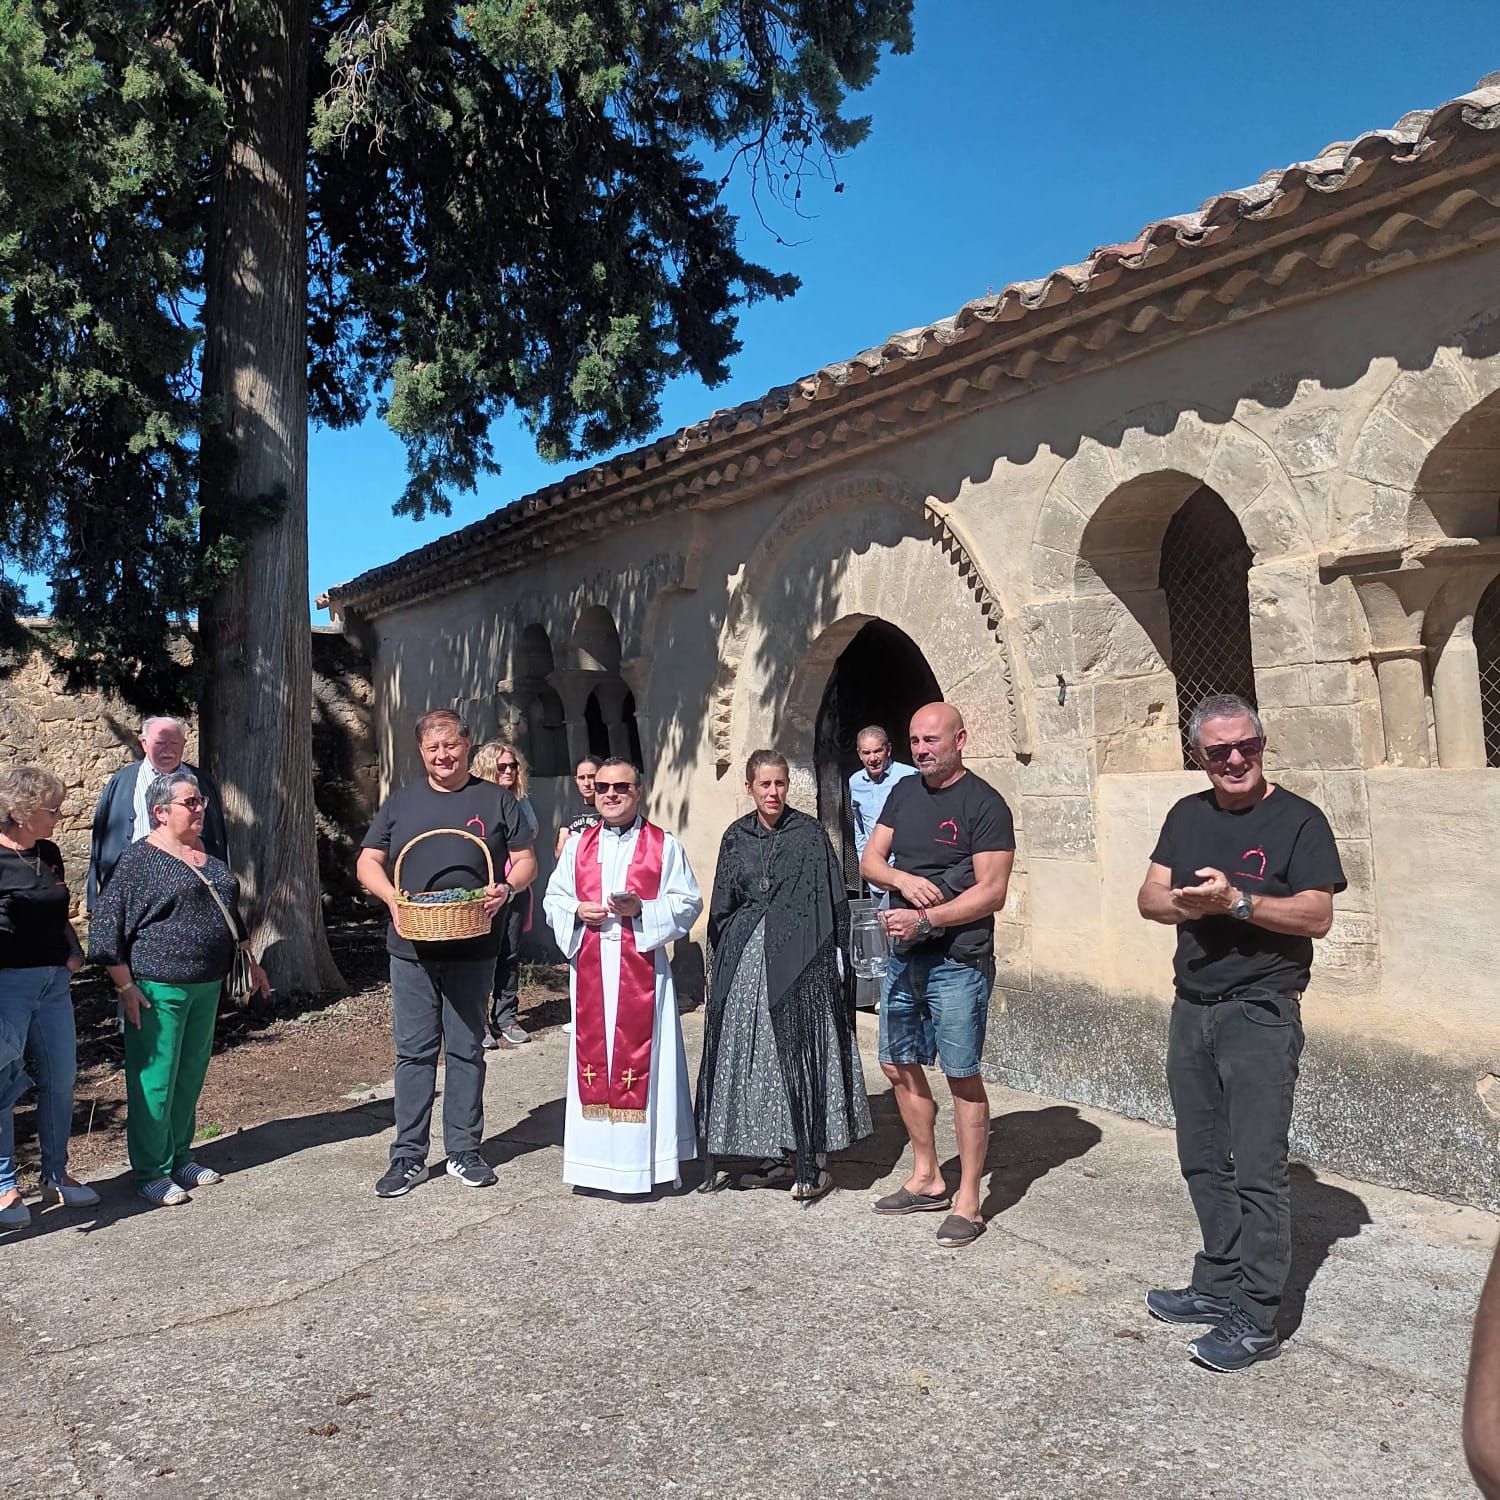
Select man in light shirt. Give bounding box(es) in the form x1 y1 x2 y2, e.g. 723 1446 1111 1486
87 717 228 908
848 725 917 897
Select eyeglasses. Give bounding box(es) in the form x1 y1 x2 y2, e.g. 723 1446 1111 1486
171 796 209 812
41 805 62 816
1196 737 1265 767
594 781 638 794
495 763 518 772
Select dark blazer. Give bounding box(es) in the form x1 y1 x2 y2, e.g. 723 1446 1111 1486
87 759 229 909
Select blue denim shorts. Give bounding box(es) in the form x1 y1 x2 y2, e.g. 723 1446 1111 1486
878 951 993 1079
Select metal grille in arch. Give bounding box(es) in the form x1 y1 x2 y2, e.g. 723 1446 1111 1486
1159 487 1258 768
1476 575 1500 769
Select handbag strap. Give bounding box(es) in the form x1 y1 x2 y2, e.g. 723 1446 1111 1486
179 852 242 945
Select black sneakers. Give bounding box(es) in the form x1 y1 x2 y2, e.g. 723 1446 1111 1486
1145 1286 1235 1326
1189 1306 1281 1372
445 1151 498 1189
375 1157 427 1198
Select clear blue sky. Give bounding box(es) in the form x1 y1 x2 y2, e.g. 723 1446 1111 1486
309 1 1496 616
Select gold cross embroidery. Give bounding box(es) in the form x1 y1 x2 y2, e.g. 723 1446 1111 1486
581 1063 597 1086
619 1067 639 1091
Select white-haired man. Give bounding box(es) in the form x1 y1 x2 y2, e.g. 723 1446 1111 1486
1137 693 1344 1372
88 717 228 907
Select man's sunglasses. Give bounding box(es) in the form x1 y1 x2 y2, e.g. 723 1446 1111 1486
594 781 638 794
1196 737 1265 767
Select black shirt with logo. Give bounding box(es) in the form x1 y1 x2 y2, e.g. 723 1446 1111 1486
877 771 1016 969
362 776 532 961
1149 786 1345 999
0 840 74 969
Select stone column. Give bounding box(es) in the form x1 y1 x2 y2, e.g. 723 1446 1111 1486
1432 633 1487 768
1372 648 1431 767
620 658 655 770
547 669 606 769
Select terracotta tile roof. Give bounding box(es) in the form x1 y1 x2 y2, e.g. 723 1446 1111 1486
321 75 1500 616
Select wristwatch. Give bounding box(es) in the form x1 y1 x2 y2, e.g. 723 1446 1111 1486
915 910 933 938
1228 891 1253 921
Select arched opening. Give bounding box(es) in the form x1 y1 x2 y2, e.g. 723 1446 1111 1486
583 689 611 760
621 690 644 768
572 605 623 673
1477 575 1500 768
517 623 555 680
812 620 942 891
1159 486 1257 766
524 687 569 776
1411 388 1500 541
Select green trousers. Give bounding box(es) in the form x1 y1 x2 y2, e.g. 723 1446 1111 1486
124 979 221 1184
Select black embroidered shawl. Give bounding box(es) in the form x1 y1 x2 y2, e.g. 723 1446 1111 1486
696 806 863 1178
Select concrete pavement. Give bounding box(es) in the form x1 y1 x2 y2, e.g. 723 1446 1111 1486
0 1012 1493 1499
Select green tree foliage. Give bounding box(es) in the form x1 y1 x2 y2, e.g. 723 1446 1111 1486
1 0 913 702
0 1 225 701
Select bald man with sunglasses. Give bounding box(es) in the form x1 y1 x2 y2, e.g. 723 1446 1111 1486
1137 693 1344 1373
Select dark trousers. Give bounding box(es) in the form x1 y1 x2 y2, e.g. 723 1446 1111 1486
390 955 491 1163
1166 987 1304 1331
488 892 529 1031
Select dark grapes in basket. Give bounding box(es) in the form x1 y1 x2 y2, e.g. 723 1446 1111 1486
405 887 487 905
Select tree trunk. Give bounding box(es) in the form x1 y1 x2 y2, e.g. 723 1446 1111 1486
199 0 343 995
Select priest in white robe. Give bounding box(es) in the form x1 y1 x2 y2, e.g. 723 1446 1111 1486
543 758 703 1193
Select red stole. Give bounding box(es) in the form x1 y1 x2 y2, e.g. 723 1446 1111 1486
574 819 666 1123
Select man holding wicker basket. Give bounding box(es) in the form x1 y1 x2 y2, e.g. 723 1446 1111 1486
357 709 537 1198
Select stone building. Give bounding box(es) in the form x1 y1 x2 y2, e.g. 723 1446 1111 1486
322 81 1500 1206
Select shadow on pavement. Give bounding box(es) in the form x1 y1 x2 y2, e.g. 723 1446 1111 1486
481 1096 566 1168
830 1090 909 1192
1282 1162 1372 1338
968 1104 1104 1220
10 1098 395 1242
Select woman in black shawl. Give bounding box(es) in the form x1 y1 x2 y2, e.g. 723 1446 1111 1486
696 749 871 1202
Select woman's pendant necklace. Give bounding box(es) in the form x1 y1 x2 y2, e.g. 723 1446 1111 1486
758 825 779 892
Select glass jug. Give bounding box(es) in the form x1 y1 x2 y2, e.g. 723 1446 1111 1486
849 902 891 980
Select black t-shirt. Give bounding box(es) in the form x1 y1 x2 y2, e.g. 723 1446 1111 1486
1149 785 1346 999
877 771 1016 968
362 777 532 961
0 840 74 969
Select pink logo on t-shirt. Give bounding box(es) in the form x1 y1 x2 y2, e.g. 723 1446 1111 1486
1237 846 1267 881
466 815 487 840
935 819 960 847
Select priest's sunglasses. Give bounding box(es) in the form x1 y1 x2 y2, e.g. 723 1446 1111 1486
594 780 638 794
1195 736 1265 767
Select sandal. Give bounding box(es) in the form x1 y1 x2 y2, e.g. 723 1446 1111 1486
740 1157 795 1189
873 1185 952 1216
790 1170 833 1205
935 1212 985 1248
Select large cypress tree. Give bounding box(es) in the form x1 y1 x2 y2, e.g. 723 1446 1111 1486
0 0 914 992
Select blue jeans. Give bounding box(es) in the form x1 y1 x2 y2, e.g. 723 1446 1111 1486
0 966 77 1190
878 951 993 1078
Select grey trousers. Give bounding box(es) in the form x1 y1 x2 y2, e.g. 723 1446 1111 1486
390 956 491 1163
1166 986 1304 1332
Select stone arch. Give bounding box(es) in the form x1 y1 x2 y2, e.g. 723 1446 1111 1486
711 473 1022 786
1339 323 1500 548
1031 404 1315 600
571 604 623 673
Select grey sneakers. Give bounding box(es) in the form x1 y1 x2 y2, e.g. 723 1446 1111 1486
1188 1306 1281 1372
1145 1286 1235 1326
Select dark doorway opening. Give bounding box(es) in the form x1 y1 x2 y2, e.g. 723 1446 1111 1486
814 620 942 891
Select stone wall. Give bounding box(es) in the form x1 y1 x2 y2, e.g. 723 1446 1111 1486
0 627 377 918
352 239 1500 1207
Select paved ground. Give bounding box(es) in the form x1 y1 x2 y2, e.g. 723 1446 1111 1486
0 1011 1493 1500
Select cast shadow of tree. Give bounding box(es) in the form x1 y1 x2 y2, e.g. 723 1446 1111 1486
15 1096 395 1242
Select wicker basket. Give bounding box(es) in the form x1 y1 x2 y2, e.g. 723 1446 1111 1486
392 828 495 942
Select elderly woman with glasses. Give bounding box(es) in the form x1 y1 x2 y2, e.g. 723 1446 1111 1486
472 741 541 1048
0 766 95 1231
88 770 268 1207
